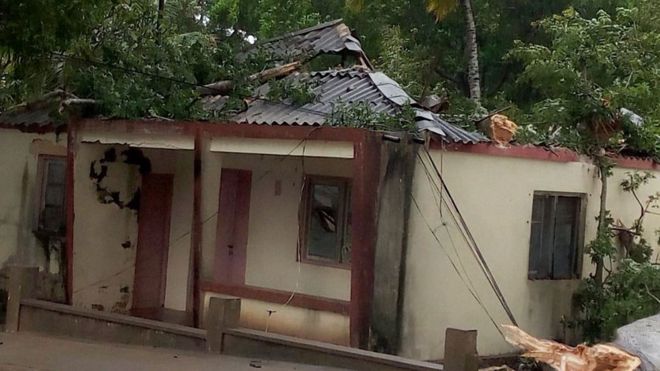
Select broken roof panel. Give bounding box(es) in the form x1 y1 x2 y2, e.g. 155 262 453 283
244 19 372 68
0 92 65 132
216 68 486 144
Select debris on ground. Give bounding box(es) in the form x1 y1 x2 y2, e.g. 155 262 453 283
501 325 641 371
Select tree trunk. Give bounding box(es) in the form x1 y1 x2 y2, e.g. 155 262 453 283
595 162 608 284
157 0 165 34
460 0 481 105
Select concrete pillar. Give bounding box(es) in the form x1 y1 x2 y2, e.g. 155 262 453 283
5 266 38 333
444 328 479 371
371 137 417 354
205 296 241 353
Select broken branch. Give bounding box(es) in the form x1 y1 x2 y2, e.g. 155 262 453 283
197 61 302 96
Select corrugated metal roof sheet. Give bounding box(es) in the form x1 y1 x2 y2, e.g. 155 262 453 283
0 98 62 132
242 19 371 67
209 68 486 143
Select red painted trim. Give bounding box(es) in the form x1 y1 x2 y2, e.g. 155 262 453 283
65 121 77 304
439 142 581 163
190 131 203 326
349 132 380 349
77 119 365 143
0 123 59 134
612 156 660 171
200 281 350 315
214 169 252 285
439 142 660 171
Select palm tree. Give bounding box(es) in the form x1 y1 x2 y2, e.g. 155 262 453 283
348 0 482 106
427 0 481 105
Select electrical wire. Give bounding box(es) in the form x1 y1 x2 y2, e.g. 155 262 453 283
416 152 481 301
265 137 308 332
410 193 505 337
421 146 519 327
73 132 318 295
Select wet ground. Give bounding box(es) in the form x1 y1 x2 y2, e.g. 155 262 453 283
0 332 346 371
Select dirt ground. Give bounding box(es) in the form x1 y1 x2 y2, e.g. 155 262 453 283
0 332 346 371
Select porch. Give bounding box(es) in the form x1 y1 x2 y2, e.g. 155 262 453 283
68 119 380 348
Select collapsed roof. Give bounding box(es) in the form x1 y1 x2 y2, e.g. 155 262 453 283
204 68 485 144
209 20 486 144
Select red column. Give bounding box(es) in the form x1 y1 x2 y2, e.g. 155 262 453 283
349 131 381 348
65 120 78 305
189 130 203 326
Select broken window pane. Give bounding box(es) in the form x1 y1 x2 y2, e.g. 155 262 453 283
303 178 350 264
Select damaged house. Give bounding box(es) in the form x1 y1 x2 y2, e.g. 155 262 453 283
2 19 660 363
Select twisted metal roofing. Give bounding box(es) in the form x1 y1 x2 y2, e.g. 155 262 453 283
218 68 486 144
242 19 371 67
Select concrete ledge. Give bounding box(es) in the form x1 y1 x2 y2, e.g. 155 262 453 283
20 299 205 338
19 299 206 351
225 328 443 371
17 299 442 370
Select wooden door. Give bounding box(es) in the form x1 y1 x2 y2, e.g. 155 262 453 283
213 169 251 285
133 173 173 310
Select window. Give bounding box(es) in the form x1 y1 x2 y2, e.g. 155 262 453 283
36 156 66 235
528 193 584 280
301 176 351 266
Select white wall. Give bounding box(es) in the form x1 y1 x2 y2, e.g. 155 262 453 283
203 292 350 345
200 146 353 345
72 143 139 311
72 140 193 313
401 149 660 360
221 153 352 301
0 129 66 285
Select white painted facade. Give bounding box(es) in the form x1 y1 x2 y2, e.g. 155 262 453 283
0 129 67 290
401 148 660 360
67 128 660 359
72 132 352 344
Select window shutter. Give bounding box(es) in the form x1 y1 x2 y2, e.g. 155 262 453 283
529 195 554 279
552 196 579 279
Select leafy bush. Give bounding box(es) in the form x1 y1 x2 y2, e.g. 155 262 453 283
573 260 660 342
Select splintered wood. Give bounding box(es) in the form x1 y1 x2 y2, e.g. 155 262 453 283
501 325 641 371
478 114 518 146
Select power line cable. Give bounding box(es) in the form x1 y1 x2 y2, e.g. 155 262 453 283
410 193 505 337
73 131 318 295
421 147 518 327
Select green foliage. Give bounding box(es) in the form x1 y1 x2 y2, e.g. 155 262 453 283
266 78 317 106
573 260 660 342
377 26 434 99
328 102 417 132
63 0 228 119
210 0 320 38
509 4 660 156
572 170 660 342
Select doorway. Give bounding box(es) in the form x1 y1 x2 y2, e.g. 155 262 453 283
132 173 173 312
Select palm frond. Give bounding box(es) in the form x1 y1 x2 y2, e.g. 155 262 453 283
345 0 364 13
426 0 457 21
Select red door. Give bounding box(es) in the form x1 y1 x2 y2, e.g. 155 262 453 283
133 173 173 310
213 169 251 285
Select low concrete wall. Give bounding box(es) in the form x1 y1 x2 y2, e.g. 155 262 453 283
18 299 206 351
14 298 441 371
224 328 442 371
